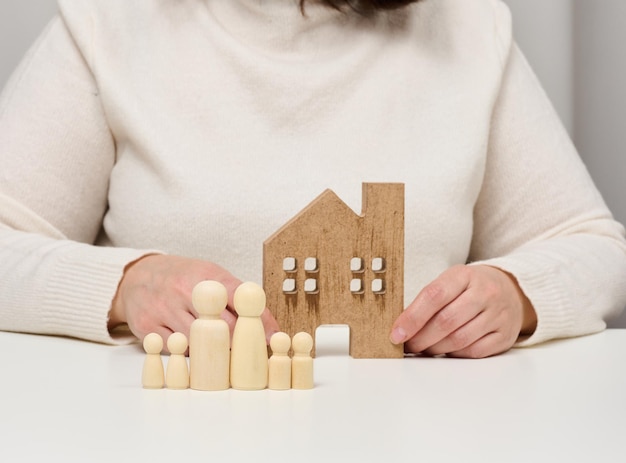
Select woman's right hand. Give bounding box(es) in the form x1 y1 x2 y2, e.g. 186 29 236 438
108 254 280 349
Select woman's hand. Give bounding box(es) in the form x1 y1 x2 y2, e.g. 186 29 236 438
390 265 537 358
108 254 280 349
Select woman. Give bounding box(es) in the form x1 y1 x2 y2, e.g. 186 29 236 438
1 0 624 357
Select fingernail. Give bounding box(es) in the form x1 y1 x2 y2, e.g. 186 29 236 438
390 327 406 344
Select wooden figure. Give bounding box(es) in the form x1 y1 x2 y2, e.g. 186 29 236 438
230 281 269 390
291 332 314 390
268 332 292 391
142 333 164 389
165 332 189 390
263 183 405 358
189 280 230 391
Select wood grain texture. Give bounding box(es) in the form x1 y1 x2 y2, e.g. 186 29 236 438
264 183 404 358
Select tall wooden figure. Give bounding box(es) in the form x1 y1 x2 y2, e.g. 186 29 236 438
230 281 268 390
189 280 230 391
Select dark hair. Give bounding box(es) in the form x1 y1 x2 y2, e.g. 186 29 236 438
301 0 421 15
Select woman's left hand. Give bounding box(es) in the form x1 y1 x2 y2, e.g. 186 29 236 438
390 264 537 358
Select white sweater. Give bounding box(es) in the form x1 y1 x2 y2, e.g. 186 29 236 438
1 0 625 346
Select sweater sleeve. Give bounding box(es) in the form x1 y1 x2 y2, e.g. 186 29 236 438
0 15 155 344
469 40 626 346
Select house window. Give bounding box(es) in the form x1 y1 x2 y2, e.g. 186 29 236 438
283 278 297 294
372 257 386 273
304 257 319 273
304 278 319 294
350 278 364 294
349 256 387 295
371 278 385 294
350 257 364 273
283 257 297 273
281 257 320 295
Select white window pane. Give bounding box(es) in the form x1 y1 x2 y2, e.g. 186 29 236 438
282 278 296 293
350 257 364 272
283 257 297 272
371 278 385 294
304 257 318 272
350 278 363 294
304 278 318 294
372 257 385 273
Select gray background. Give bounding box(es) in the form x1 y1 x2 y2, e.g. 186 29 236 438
1 0 625 326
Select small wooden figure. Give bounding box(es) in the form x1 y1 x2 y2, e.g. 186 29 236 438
165 332 189 390
268 332 292 391
189 280 230 391
230 281 269 390
263 183 405 359
142 333 164 389
291 332 314 390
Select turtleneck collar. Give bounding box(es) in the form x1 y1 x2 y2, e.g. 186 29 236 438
205 0 383 59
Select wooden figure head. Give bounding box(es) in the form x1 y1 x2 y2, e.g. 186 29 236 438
192 280 228 318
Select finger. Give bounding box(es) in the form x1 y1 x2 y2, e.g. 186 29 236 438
445 331 509 359
221 278 244 314
220 307 237 337
421 310 491 356
165 308 197 340
403 291 483 353
390 265 471 345
260 308 280 344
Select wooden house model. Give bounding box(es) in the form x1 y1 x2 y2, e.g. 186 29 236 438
263 183 404 358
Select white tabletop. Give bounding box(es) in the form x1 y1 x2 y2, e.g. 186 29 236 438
1 327 625 462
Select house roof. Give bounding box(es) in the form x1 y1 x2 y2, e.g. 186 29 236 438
264 188 360 246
